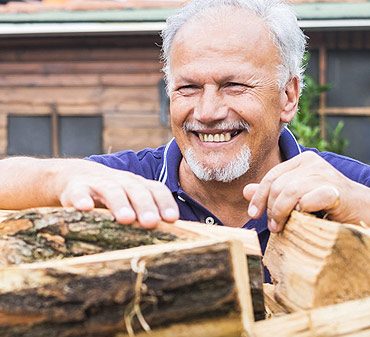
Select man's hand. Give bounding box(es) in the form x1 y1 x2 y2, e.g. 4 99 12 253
243 151 370 232
60 167 179 229
0 157 179 228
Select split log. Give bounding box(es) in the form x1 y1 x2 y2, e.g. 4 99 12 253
253 296 370 337
0 208 264 336
264 211 370 312
262 284 288 318
0 208 187 266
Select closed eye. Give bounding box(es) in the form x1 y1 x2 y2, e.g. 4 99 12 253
176 84 200 96
223 82 251 94
225 82 250 88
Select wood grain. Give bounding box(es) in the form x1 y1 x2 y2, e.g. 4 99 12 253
264 211 370 312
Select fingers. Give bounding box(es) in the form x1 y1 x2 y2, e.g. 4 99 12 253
60 172 179 229
243 183 259 216
146 180 179 222
247 155 301 219
123 179 179 228
269 185 341 232
245 152 346 233
296 185 340 213
243 183 258 201
91 184 136 225
266 176 317 232
124 183 161 228
60 185 95 210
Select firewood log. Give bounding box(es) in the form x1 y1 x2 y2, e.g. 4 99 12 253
253 296 370 337
0 208 264 336
263 211 370 312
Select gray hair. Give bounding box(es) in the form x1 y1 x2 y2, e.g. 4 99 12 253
161 0 306 92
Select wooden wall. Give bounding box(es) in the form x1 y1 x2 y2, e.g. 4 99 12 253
0 34 172 157
0 30 369 159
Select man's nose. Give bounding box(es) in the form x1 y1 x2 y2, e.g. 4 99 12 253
193 87 227 123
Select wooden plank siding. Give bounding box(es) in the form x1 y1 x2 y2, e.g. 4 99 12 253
1 30 369 158
0 34 171 157
307 31 370 50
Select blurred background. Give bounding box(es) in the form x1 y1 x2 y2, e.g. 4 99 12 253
0 0 369 163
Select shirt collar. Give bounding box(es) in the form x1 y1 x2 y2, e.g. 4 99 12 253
157 138 182 193
160 126 302 192
279 126 302 160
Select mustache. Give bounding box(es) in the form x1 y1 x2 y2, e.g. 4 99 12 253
182 120 250 132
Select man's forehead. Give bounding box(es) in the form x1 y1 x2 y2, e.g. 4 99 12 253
172 6 268 45
172 60 263 84
170 6 277 59
169 6 280 74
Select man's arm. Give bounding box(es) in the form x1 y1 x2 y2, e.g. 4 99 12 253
244 151 370 232
0 157 179 228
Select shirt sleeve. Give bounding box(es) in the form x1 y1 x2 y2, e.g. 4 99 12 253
86 148 163 181
321 151 370 187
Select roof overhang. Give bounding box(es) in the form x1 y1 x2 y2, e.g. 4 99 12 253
299 19 370 30
0 22 166 36
0 19 369 37
0 3 369 37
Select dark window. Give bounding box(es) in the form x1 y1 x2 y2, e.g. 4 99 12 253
59 116 102 157
327 50 370 107
158 78 170 127
7 115 102 158
7 116 52 157
305 49 319 83
327 115 370 164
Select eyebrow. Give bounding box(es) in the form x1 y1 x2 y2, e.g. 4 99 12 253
174 74 243 84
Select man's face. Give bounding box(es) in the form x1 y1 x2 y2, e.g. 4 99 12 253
169 8 291 182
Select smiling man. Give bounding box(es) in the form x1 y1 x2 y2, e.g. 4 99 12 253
1 0 370 281
166 3 299 231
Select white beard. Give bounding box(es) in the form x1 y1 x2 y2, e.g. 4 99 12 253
184 145 251 183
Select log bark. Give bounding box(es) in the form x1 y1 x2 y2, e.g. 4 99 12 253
0 241 245 337
0 208 186 266
263 211 370 312
0 208 265 336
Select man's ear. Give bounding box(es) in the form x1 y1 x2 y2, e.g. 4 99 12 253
280 76 300 123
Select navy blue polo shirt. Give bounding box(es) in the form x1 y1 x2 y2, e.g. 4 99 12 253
88 127 370 282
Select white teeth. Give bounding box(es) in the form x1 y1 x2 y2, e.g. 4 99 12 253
198 132 233 142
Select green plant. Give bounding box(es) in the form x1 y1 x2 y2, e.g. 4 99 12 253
289 73 348 154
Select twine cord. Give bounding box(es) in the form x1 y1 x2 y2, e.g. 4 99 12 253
124 257 152 337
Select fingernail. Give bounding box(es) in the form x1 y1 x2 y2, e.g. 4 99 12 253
248 204 258 217
141 211 159 224
75 198 93 210
116 207 135 220
270 219 278 232
164 208 178 220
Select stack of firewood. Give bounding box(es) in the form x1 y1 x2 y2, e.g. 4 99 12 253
0 208 368 337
